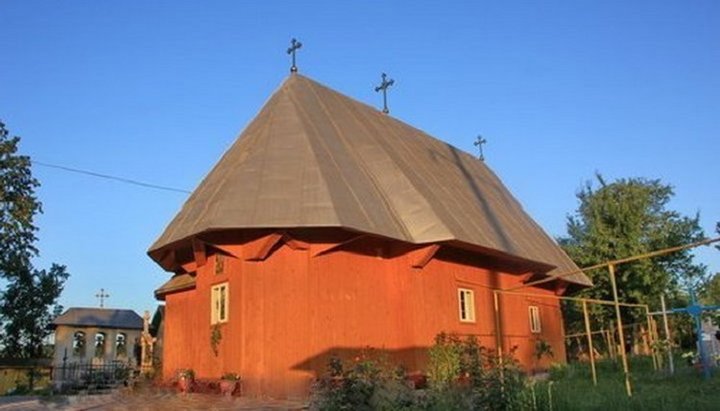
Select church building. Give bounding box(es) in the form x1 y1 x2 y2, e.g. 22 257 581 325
149 73 591 398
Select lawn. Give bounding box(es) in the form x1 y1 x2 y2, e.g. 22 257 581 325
536 356 720 411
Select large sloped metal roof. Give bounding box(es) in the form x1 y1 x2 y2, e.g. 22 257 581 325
149 74 590 286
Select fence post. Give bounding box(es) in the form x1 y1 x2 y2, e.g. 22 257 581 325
660 295 675 375
645 306 658 371
582 300 598 385
609 263 633 397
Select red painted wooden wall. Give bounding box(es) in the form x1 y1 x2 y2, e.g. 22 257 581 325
161 231 567 399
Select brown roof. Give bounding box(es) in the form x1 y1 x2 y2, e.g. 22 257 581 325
154 273 196 300
149 74 590 286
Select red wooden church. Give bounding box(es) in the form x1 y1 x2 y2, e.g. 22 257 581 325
149 73 591 398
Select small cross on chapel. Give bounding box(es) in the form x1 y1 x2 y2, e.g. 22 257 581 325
95 288 109 308
287 38 302 73
474 135 487 161
374 73 395 114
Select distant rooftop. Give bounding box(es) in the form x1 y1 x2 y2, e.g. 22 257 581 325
52 307 143 330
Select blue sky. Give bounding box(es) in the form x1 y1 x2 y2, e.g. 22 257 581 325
1 1 718 314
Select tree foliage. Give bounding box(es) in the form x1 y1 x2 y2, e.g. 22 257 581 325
559 174 706 328
702 272 720 305
0 120 69 358
699 269 720 328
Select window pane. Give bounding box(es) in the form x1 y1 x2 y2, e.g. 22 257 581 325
73 331 86 356
458 289 474 322
529 306 541 333
220 287 226 320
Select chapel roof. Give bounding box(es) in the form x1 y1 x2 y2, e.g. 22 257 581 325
148 74 591 286
52 308 143 330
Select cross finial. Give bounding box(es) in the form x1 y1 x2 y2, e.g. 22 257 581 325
474 135 487 161
374 73 395 114
287 38 302 73
95 288 109 308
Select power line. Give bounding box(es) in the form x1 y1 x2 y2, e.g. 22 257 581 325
32 160 191 194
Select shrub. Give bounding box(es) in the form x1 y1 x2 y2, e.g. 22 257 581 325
427 333 464 390
310 349 414 411
549 362 568 381
311 335 533 411
425 334 532 411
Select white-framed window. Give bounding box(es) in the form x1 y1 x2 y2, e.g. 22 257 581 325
94 332 106 358
115 332 127 358
529 305 541 333
211 282 229 324
72 331 86 357
458 288 476 323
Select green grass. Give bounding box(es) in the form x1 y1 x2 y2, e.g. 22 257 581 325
532 356 720 411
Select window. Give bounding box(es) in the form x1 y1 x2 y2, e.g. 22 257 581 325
116 333 127 357
529 305 541 333
458 288 476 323
94 332 106 358
211 282 229 324
73 331 86 357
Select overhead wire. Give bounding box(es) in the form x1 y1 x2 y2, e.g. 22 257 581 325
31 160 191 194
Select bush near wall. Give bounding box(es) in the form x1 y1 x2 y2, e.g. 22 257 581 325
310 334 534 411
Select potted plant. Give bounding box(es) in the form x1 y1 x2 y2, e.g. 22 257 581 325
219 372 240 396
177 369 195 393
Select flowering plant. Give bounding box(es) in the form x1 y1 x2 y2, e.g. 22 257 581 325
178 368 195 379
222 372 241 381
681 351 698 365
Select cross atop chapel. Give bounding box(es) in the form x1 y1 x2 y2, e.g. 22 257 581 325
374 73 395 114
95 288 109 308
474 135 487 161
287 38 302 73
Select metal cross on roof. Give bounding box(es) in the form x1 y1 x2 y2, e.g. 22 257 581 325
474 135 487 161
95 288 109 308
287 38 302 73
655 288 720 379
374 73 395 114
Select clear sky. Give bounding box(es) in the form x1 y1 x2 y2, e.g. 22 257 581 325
1 1 718 315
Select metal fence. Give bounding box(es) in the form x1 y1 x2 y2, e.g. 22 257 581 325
52 360 136 392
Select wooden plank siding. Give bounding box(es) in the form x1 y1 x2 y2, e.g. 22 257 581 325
161 232 566 399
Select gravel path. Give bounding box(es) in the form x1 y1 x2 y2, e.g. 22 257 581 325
0 391 308 410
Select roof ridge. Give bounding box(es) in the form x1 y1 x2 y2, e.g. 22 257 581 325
294 75 414 239
318 82 456 242
259 79 341 226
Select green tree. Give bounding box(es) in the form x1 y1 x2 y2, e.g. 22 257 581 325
700 272 720 328
702 272 720 304
559 174 706 330
0 120 69 358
